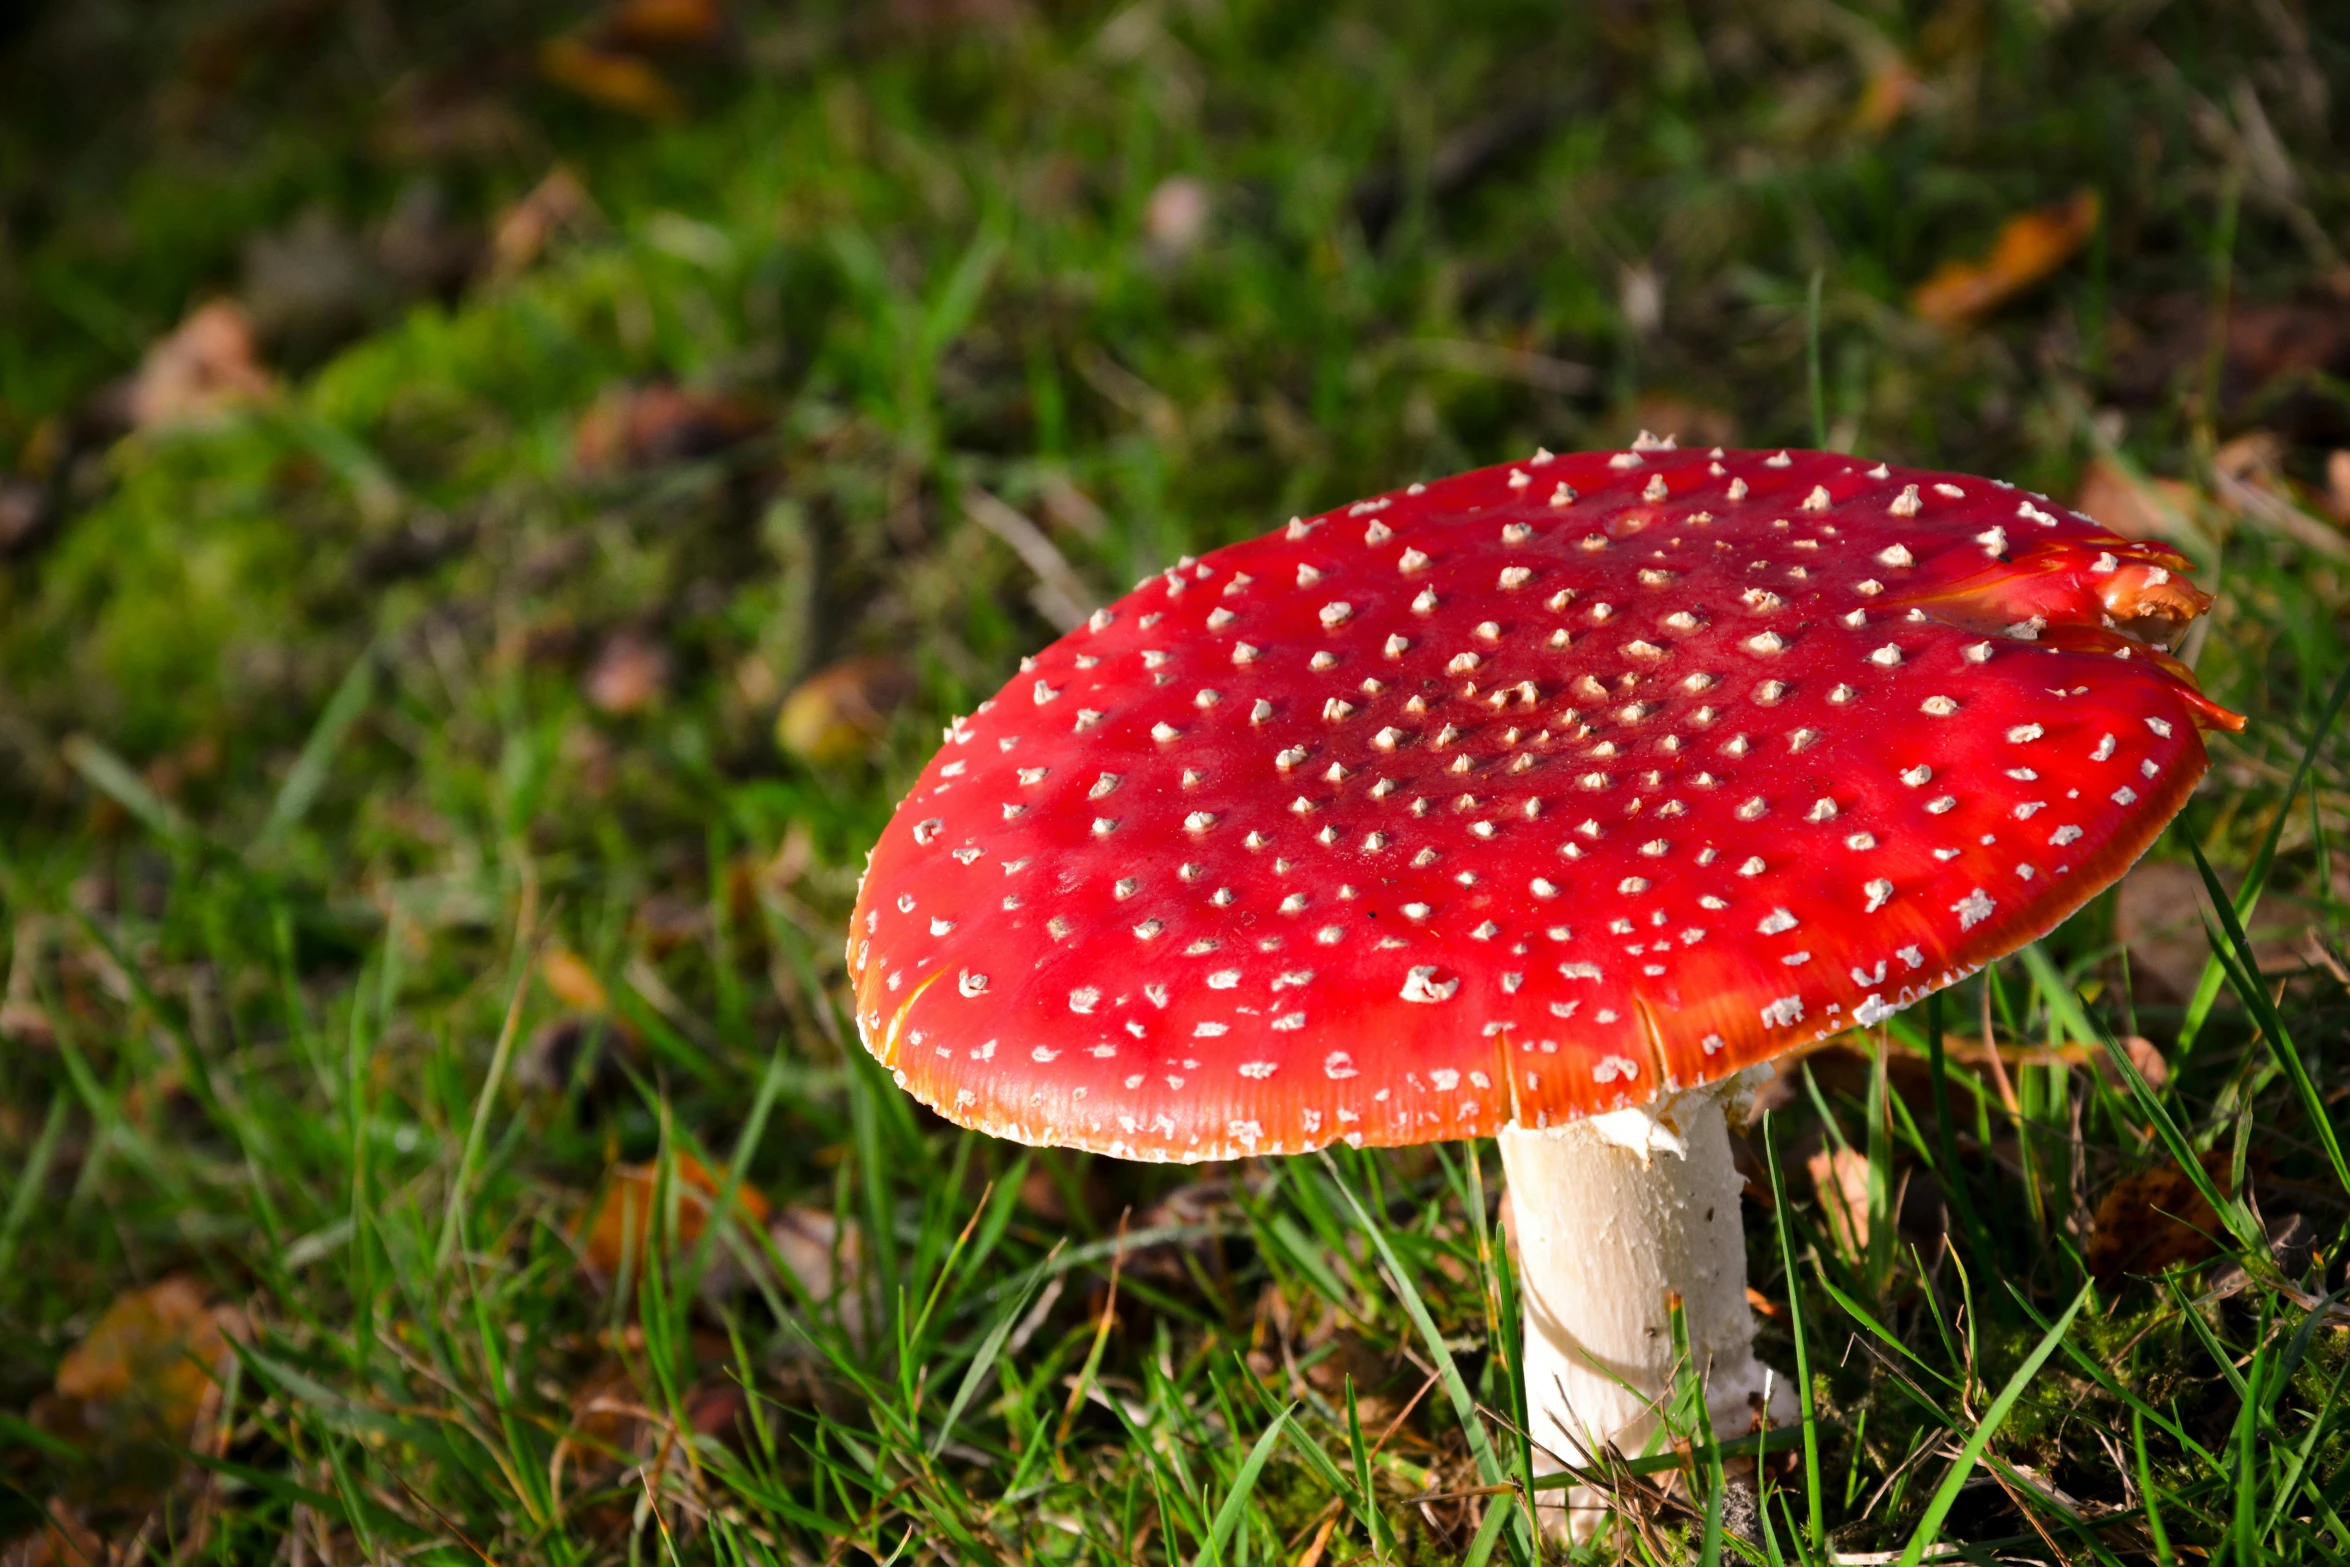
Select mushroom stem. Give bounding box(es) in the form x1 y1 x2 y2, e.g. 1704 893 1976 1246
1498 1075 1783 1533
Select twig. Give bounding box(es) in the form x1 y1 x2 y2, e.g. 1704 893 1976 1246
962 487 1097 631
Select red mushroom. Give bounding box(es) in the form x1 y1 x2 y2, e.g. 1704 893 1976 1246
847 438 2238 1522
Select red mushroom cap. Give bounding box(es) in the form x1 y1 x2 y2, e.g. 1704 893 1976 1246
848 444 2239 1161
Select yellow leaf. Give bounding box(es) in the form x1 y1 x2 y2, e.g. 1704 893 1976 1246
541 948 610 1013
539 37 681 119
1912 190 2100 328
776 657 913 767
35 1275 241 1502
1853 58 1919 136
579 1156 771 1276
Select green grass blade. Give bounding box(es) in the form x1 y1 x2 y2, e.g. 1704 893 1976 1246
1191 1403 1291 1567
1322 1152 1529 1562
2187 834 2350 1196
433 939 535 1273
61 734 193 846
2134 1408 2176 1567
1763 1116 1825 1557
927 1240 1061 1460
0 1089 69 1284
1805 268 1827 449
252 643 375 852
1895 1284 2089 1567
1461 1483 1515 1567
2095 1019 2266 1256
1345 1376 1388 1559
2178 653 2350 1054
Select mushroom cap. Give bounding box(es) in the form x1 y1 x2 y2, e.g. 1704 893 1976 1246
848 446 2239 1162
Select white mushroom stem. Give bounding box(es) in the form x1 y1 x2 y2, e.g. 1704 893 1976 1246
1497 1073 1785 1531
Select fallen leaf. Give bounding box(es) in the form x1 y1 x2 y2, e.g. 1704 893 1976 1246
2114 859 2309 1005
1037 475 1107 539
0 1000 52 1046
1615 394 1739 456
239 206 386 360
490 166 602 279
1912 190 2100 328
3 1501 105 1567
584 629 669 716
775 657 914 766
732 654 781 710
596 0 729 52
51 1279 232 1418
2107 294 2350 441
2086 1150 2241 1285
580 1156 771 1279
886 0 1026 33
769 1205 860 1309
374 84 528 163
2204 429 2350 562
573 383 765 474
516 1013 641 1099
2074 457 2200 547
1018 1164 1069 1223
0 476 53 560
1143 175 1212 261
1806 1145 1873 1260
2214 430 2287 484
125 301 275 429
541 948 610 1013
376 180 483 299
2119 1035 2169 1091
556 1353 745 1532
1853 57 1920 136
1618 263 1663 337
539 36 682 119
2214 298 2350 394
32 1278 241 1512
2326 450 2350 523
631 893 708 956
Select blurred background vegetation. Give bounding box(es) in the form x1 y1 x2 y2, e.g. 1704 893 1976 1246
3 0 2350 1562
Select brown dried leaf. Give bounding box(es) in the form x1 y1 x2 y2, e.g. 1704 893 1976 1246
51 1278 234 1421
31 1278 241 1514
1806 1145 1873 1260
2 1501 106 1567
1853 58 1920 136
375 85 528 164
573 383 765 475
2325 451 2350 523
125 301 275 430
596 0 729 53
769 1205 860 1308
776 657 914 767
539 37 682 119
541 948 610 1013
1911 190 2100 328
490 166 601 279
585 630 669 716
631 893 708 956
0 477 53 560
580 1156 771 1278
2119 1035 2169 1091
2074 457 2200 547
1143 176 1212 261
2115 859 2309 1004
2086 1150 2239 1285
1615 395 1739 456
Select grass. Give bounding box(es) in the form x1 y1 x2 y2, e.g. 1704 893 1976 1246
3 0 2350 1560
